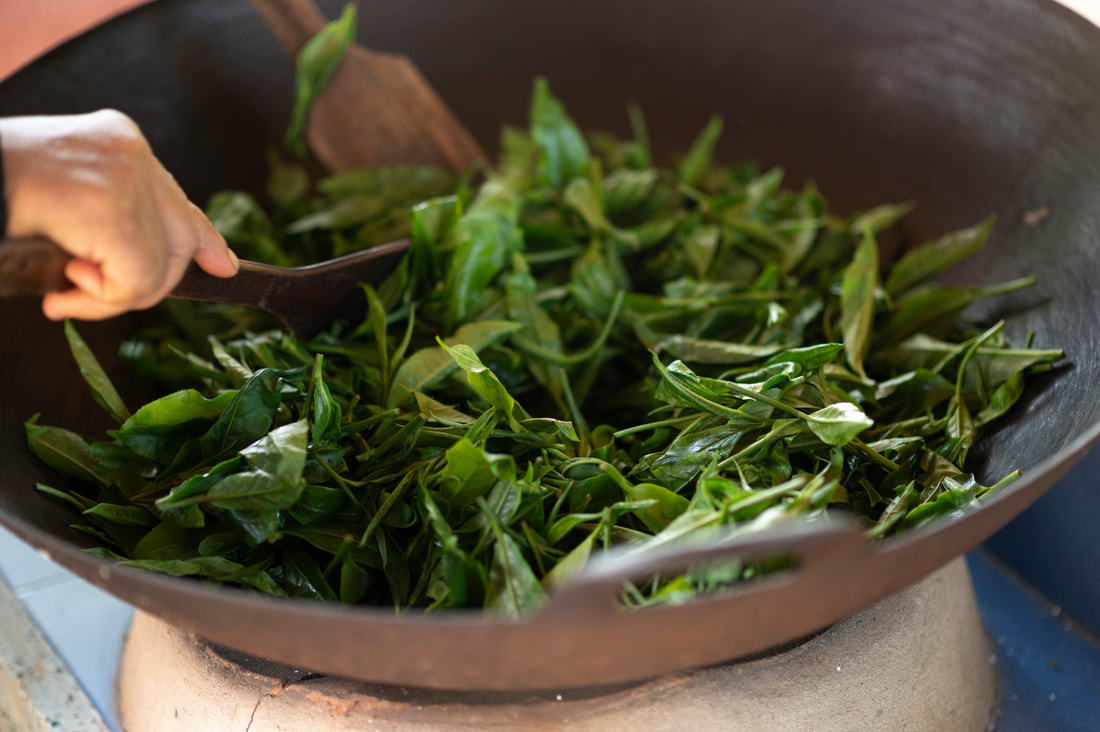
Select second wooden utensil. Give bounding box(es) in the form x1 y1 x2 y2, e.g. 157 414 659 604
247 0 486 173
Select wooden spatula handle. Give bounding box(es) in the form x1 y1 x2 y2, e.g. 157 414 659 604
0 235 293 303
0 235 411 338
0 236 72 296
246 0 328 55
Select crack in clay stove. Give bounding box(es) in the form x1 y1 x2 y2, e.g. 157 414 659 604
244 692 262 732
246 673 328 730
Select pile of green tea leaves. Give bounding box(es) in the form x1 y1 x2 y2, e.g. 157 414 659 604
27 20 1061 614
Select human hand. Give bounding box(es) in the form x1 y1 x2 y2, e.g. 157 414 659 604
0 109 239 320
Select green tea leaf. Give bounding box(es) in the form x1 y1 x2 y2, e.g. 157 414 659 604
309 355 343 446
285 4 357 157
274 549 338 601
849 202 914 236
84 503 156 527
975 372 1025 427
564 177 610 231
438 439 516 507
885 216 994 297
806 402 874 446
542 529 596 591
389 320 521 407
132 522 199 561
414 392 477 426
883 278 1033 345
486 531 547 616
65 320 129 423
682 224 720 279
604 168 657 214
113 389 236 460
200 367 306 457
287 483 348 525
25 417 112 487
900 482 979 530
678 115 723 186
207 419 308 511
286 194 387 233
764 343 844 370
440 342 522 429
840 226 879 379
445 204 521 325
623 482 690 533
530 77 589 186
658 335 782 365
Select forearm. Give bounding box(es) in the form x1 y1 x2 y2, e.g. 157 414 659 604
0 0 155 82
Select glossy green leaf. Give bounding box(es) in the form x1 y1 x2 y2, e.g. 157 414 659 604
678 115 723 186
207 419 308 511
25 417 112 487
438 439 516 507
849 202 914 236
658 335 782 365
65 320 129 423
132 522 199 561
287 194 387 233
440 343 522 429
113 389 235 460
309 355 342 446
486 531 547 616
542 529 596 591
806 402 874 446
530 76 589 186
84 503 156 527
885 216 994 297
284 4 356 157
389 320 521 407
604 168 657 214
883 278 1034 346
199 367 306 457
840 226 879 379
274 549 338 602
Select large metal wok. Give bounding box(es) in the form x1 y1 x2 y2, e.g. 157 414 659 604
1 0 1097 691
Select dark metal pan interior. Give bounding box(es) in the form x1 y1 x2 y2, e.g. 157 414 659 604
1 0 1098 690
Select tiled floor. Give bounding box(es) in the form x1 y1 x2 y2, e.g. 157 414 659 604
0 524 129 732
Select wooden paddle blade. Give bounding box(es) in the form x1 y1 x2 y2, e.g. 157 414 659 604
309 46 486 172
249 0 486 172
169 239 411 338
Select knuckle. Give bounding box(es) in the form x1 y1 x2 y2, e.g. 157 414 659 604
84 110 153 168
90 109 144 145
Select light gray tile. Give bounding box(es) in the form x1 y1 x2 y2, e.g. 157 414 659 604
0 572 112 732
0 524 69 590
20 577 132 732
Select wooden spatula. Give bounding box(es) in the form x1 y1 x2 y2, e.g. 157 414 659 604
247 0 486 172
0 236 411 339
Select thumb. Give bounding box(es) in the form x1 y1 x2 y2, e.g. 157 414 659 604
191 210 239 278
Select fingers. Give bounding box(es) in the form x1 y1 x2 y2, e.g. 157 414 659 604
190 206 240 278
61 258 105 299
43 287 130 321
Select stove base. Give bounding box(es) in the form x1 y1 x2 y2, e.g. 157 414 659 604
117 556 996 731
